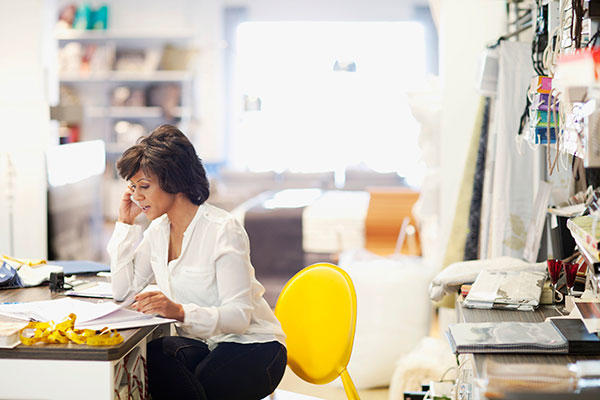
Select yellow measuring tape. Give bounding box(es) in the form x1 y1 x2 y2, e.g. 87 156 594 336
1 255 46 267
20 313 123 346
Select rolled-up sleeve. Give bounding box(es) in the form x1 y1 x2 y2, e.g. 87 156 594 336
178 218 253 338
106 222 154 301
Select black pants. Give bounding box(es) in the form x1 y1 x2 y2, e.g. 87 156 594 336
147 336 287 400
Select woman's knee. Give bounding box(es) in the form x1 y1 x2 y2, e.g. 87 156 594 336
147 337 166 365
266 344 287 392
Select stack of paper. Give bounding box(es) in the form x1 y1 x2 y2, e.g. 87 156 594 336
0 321 28 348
447 321 568 354
65 281 114 299
0 297 174 330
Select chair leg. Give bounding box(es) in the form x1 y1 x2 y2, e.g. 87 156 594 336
340 368 360 400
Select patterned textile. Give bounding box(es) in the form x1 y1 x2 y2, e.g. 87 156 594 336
464 97 491 260
440 98 486 274
485 41 537 259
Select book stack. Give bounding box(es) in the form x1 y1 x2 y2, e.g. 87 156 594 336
0 321 27 349
447 319 600 355
447 321 568 354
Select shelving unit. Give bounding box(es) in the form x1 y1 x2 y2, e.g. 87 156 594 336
56 29 196 41
518 0 600 167
86 106 187 119
54 28 199 220
566 216 600 297
59 70 193 83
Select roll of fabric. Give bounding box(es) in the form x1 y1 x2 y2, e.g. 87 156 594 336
441 97 486 270
464 97 492 260
487 41 537 259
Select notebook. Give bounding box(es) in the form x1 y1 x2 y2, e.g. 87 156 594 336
65 281 114 299
549 318 600 354
447 321 568 354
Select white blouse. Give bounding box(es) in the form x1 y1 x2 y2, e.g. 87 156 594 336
107 202 286 349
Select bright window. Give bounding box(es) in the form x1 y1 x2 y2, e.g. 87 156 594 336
231 21 426 186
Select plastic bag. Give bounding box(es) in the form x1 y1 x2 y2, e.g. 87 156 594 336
0 261 23 289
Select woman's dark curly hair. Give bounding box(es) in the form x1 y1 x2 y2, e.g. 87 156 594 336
116 124 209 205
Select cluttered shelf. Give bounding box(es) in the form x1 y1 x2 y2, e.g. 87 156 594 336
85 106 187 119
565 215 600 296
56 29 195 42
453 298 600 400
59 70 192 82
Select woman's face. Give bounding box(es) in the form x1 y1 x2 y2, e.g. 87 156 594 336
129 170 176 220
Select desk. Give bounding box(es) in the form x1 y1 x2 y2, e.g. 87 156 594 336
0 280 170 400
454 299 600 400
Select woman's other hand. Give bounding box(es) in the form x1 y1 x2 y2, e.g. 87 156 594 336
133 291 185 321
118 186 142 225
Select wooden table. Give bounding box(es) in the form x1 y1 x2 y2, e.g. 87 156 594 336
454 299 600 400
0 279 169 399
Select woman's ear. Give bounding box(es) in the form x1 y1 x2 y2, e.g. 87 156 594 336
176 192 189 202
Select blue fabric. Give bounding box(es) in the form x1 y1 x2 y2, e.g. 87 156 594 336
0 261 23 289
47 260 110 275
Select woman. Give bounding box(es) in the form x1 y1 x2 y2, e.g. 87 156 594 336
107 124 287 400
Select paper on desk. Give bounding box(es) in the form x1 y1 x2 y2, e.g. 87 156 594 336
0 285 174 330
65 282 161 301
76 308 175 330
0 298 125 323
65 281 114 299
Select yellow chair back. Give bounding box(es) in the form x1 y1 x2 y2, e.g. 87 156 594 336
275 263 360 400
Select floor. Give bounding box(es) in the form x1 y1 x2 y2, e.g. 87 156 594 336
276 310 441 400
278 369 389 400
102 221 442 400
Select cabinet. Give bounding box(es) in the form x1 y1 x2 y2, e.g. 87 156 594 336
53 29 199 219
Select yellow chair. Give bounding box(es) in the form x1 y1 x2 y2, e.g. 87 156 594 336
274 263 360 400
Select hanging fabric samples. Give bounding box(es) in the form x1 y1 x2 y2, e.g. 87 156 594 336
441 98 487 272
464 97 491 260
483 41 537 259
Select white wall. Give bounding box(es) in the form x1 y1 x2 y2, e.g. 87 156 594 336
57 0 428 163
242 0 426 20
0 0 54 259
438 0 506 260
6 0 506 261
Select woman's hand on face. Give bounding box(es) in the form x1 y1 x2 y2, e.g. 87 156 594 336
133 291 185 322
118 186 142 225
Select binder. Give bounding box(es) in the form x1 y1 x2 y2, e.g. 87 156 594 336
447 319 600 355
446 321 568 354
549 318 600 355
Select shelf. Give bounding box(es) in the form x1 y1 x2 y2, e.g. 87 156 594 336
59 70 192 83
86 106 186 119
567 216 600 261
567 217 600 297
572 233 600 266
575 233 600 296
55 29 195 42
